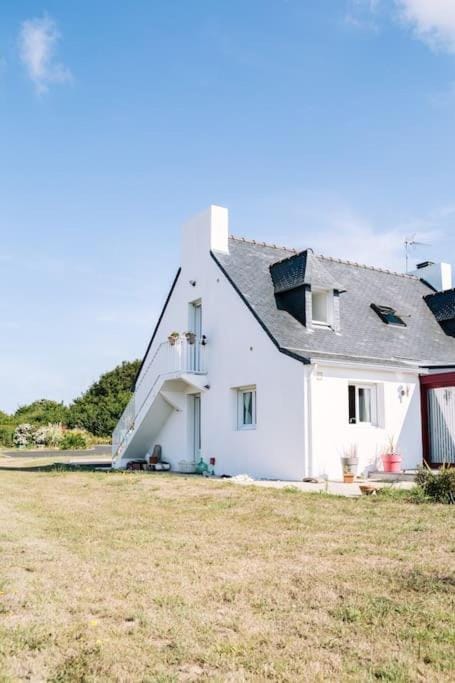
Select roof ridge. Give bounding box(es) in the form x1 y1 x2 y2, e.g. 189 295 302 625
229 234 418 280
316 253 418 280
230 234 298 253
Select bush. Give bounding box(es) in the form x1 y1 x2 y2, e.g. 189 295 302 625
14 400 68 426
59 431 87 450
0 425 15 448
415 467 455 504
33 423 64 448
67 360 140 437
13 423 35 448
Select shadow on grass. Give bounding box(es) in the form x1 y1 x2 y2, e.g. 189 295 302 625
0 463 112 473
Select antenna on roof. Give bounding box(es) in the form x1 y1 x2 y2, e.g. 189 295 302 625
404 234 429 273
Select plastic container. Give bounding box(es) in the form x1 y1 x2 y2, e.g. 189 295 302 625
382 454 402 473
177 460 196 474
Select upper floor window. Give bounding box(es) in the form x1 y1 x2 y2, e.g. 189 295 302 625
237 387 257 430
312 290 330 326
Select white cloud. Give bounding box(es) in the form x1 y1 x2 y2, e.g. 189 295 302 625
397 0 455 52
240 193 450 273
18 15 71 93
347 1 455 52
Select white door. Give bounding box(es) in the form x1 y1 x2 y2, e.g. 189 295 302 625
190 302 202 372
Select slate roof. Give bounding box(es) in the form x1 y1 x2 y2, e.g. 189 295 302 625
270 250 344 293
214 236 455 367
425 288 455 322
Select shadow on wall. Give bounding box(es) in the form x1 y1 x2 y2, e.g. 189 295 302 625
396 385 422 470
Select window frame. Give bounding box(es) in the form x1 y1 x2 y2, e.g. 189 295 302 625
370 303 407 327
237 386 257 430
348 383 377 426
312 289 332 327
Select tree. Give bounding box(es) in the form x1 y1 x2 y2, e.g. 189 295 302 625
14 399 69 426
67 360 141 437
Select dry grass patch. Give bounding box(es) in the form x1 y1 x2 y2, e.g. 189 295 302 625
0 471 453 682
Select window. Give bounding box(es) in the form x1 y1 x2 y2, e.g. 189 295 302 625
348 384 376 424
371 303 407 327
312 290 330 325
237 387 256 430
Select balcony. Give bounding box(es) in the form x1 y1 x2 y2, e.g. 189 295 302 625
112 336 207 467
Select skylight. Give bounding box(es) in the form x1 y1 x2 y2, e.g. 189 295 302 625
371 304 407 327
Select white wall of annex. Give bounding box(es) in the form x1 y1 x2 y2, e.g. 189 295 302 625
310 363 422 479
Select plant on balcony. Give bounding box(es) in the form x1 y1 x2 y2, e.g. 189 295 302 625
168 332 180 346
185 331 196 345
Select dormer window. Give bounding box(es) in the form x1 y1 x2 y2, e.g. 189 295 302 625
371 303 407 327
312 290 331 326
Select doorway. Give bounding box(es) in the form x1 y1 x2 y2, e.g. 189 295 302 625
190 301 202 372
420 372 455 466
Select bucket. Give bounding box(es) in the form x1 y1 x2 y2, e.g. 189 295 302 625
382 453 402 473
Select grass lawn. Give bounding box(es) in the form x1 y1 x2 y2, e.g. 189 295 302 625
0 471 453 682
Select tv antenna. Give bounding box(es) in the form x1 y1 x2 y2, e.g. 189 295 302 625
404 235 429 273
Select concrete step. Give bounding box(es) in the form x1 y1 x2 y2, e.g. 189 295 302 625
367 471 417 482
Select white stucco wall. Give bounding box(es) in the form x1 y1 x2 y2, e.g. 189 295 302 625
129 206 424 480
137 206 308 480
310 363 422 479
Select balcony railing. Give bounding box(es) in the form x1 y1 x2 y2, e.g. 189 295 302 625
112 336 206 460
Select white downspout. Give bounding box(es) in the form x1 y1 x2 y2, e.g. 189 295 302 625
303 364 314 478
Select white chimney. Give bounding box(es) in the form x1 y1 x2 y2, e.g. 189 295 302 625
181 205 229 267
412 261 452 292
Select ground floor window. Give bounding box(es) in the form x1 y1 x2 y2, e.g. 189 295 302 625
348 384 376 424
237 387 256 430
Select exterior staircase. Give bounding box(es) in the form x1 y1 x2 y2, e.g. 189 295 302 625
112 337 207 468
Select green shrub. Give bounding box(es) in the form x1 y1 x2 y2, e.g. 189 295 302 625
415 467 455 504
67 359 140 437
0 425 15 447
59 432 87 450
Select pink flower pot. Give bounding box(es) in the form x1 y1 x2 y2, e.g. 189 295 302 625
382 453 402 473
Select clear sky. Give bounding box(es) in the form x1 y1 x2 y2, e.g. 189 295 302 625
1 1 455 412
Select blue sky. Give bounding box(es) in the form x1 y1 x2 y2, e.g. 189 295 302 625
1 0 455 412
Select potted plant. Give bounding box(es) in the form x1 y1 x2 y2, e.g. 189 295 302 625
168 331 180 346
341 444 358 482
185 331 196 345
382 436 402 473
343 470 355 484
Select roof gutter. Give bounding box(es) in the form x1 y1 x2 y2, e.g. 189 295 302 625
305 358 422 374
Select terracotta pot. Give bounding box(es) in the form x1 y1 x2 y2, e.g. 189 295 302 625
360 484 377 496
382 453 402 474
343 473 355 483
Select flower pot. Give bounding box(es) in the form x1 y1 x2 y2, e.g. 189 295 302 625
359 484 377 496
382 453 402 474
341 456 358 475
343 473 355 483
168 334 179 346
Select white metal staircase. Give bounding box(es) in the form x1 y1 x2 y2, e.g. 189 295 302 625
112 337 207 468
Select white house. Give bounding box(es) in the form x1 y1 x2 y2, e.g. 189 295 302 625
112 206 455 480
